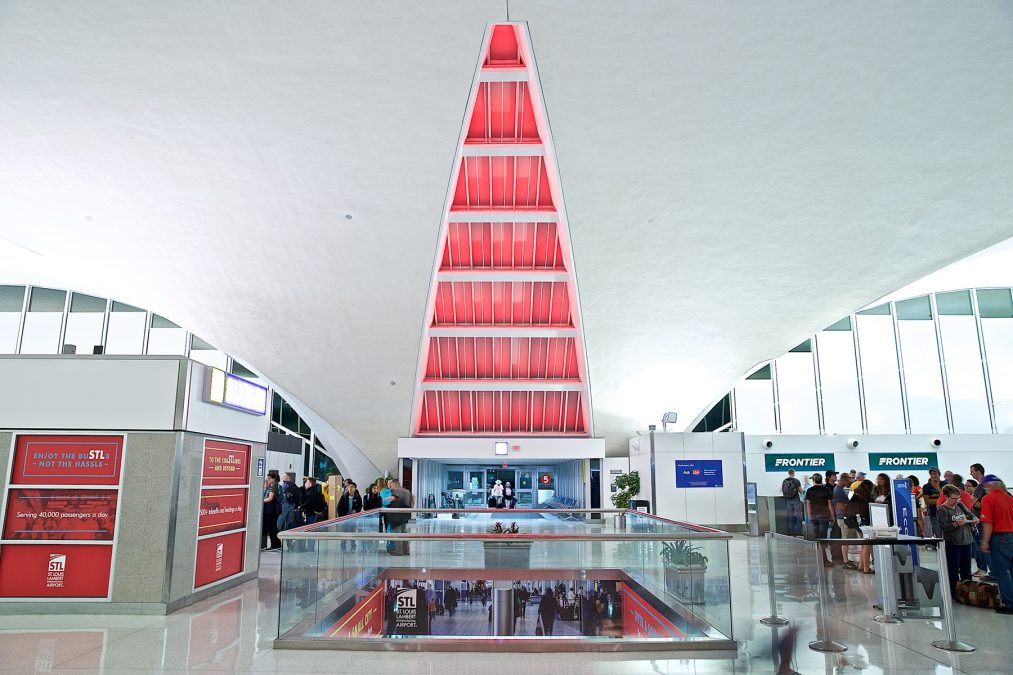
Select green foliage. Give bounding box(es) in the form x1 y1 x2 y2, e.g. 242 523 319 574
610 471 641 509
660 540 709 568
488 521 520 534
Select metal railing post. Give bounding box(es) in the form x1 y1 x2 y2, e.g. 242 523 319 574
760 532 789 627
808 540 847 653
931 541 975 653
873 543 902 624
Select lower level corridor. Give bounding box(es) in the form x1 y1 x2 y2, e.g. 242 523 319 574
0 536 1008 674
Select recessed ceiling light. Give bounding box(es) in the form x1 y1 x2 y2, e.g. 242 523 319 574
344 214 353 220
389 380 396 386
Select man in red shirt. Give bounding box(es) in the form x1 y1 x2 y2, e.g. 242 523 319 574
979 475 1013 614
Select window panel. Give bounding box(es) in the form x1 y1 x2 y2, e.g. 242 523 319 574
20 313 62 354
936 290 972 316
775 352 819 433
816 331 862 433
70 293 106 313
148 316 186 355
0 314 20 354
939 315 991 432
733 380 776 434
64 313 104 355
981 316 1013 433
896 295 932 321
977 289 1013 318
28 288 66 312
897 320 947 433
856 313 905 433
0 286 25 312
105 311 145 354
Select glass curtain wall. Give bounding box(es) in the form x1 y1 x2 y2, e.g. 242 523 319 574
726 287 1013 436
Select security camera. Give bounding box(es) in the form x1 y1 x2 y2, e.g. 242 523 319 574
847 438 859 449
931 438 942 447
762 439 773 449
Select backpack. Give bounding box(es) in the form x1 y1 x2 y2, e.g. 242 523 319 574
781 478 798 500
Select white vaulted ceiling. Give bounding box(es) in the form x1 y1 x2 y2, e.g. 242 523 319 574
2 1 1013 469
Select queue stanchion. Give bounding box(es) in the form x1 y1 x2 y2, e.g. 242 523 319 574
873 541 902 624
808 539 847 653
931 540 975 653
760 532 789 627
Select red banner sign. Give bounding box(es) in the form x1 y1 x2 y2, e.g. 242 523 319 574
2 489 118 541
197 489 248 537
0 544 113 598
201 441 250 487
325 585 385 638
9 435 123 486
620 583 685 639
194 531 245 589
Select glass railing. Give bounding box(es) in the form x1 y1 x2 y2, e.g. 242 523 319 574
275 509 734 651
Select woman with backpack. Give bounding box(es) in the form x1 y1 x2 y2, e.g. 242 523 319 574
844 480 874 573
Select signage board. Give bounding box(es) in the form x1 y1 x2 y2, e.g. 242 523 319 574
2 488 118 541
0 544 113 598
620 583 685 638
203 367 268 415
538 473 553 487
763 453 836 472
389 586 428 636
326 586 385 638
256 458 265 477
868 452 938 471
201 441 250 487
194 531 245 590
675 460 723 488
9 435 123 486
197 489 248 537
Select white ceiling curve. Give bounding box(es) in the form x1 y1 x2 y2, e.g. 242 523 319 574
2 1 1013 469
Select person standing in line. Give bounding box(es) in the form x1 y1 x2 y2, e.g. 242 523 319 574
969 463 991 578
262 474 281 551
445 584 458 618
846 480 874 574
278 472 303 551
804 474 836 565
873 473 893 513
824 470 845 565
337 481 363 551
922 467 945 546
781 469 804 536
833 475 854 567
537 589 557 636
300 476 327 551
937 484 978 595
950 474 975 511
849 472 866 492
386 479 415 556
979 475 1013 615
907 475 925 537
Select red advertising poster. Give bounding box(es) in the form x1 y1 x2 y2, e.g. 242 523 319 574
197 489 248 537
620 583 685 639
194 531 245 589
0 544 113 598
187 597 242 669
324 585 385 638
201 440 250 487
9 435 123 486
2 489 118 541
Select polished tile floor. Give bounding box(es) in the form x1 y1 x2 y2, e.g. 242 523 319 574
0 536 1009 674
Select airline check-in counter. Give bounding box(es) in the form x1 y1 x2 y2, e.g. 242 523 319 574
0 356 269 614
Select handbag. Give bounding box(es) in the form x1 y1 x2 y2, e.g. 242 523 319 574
843 514 861 530
535 615 544 636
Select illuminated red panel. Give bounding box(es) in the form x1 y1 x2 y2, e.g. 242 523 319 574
485 25 522 66
432 281 571 326
425 337 581 380
418 390 583 434
414 23 590 437
452 157 554 210
467 83 540 143
442 222 564 269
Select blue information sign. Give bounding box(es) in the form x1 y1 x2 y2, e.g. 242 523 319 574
675 460 724 488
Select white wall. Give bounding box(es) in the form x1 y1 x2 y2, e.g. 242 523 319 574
265 449 300 476
398 437 605 461
0 356 181 430
629 432 747 526
745 433 1013 496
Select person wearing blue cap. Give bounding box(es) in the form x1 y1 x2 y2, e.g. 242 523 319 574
979 474 1013 614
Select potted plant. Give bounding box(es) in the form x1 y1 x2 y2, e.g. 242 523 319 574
660 540 708 605
482 522 532 569
610 471 640 529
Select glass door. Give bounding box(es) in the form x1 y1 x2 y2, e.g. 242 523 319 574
518 471 534 507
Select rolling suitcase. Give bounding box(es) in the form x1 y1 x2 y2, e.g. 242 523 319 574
954 580 1002 609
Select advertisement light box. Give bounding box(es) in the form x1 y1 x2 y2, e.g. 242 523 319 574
203 368 268 416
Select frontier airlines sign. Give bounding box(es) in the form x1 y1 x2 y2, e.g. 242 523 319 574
869 453 938 471
764 454 836 472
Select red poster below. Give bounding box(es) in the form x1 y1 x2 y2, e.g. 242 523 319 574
197 488 248 537
620 583 685 639
194 531 245 589
9 435 123 486
3 489 118 541
325 585 384 638
0 544 113 598
202 440 250 487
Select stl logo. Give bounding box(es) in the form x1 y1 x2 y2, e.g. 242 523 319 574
215 543 224 560
48 554 66 573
